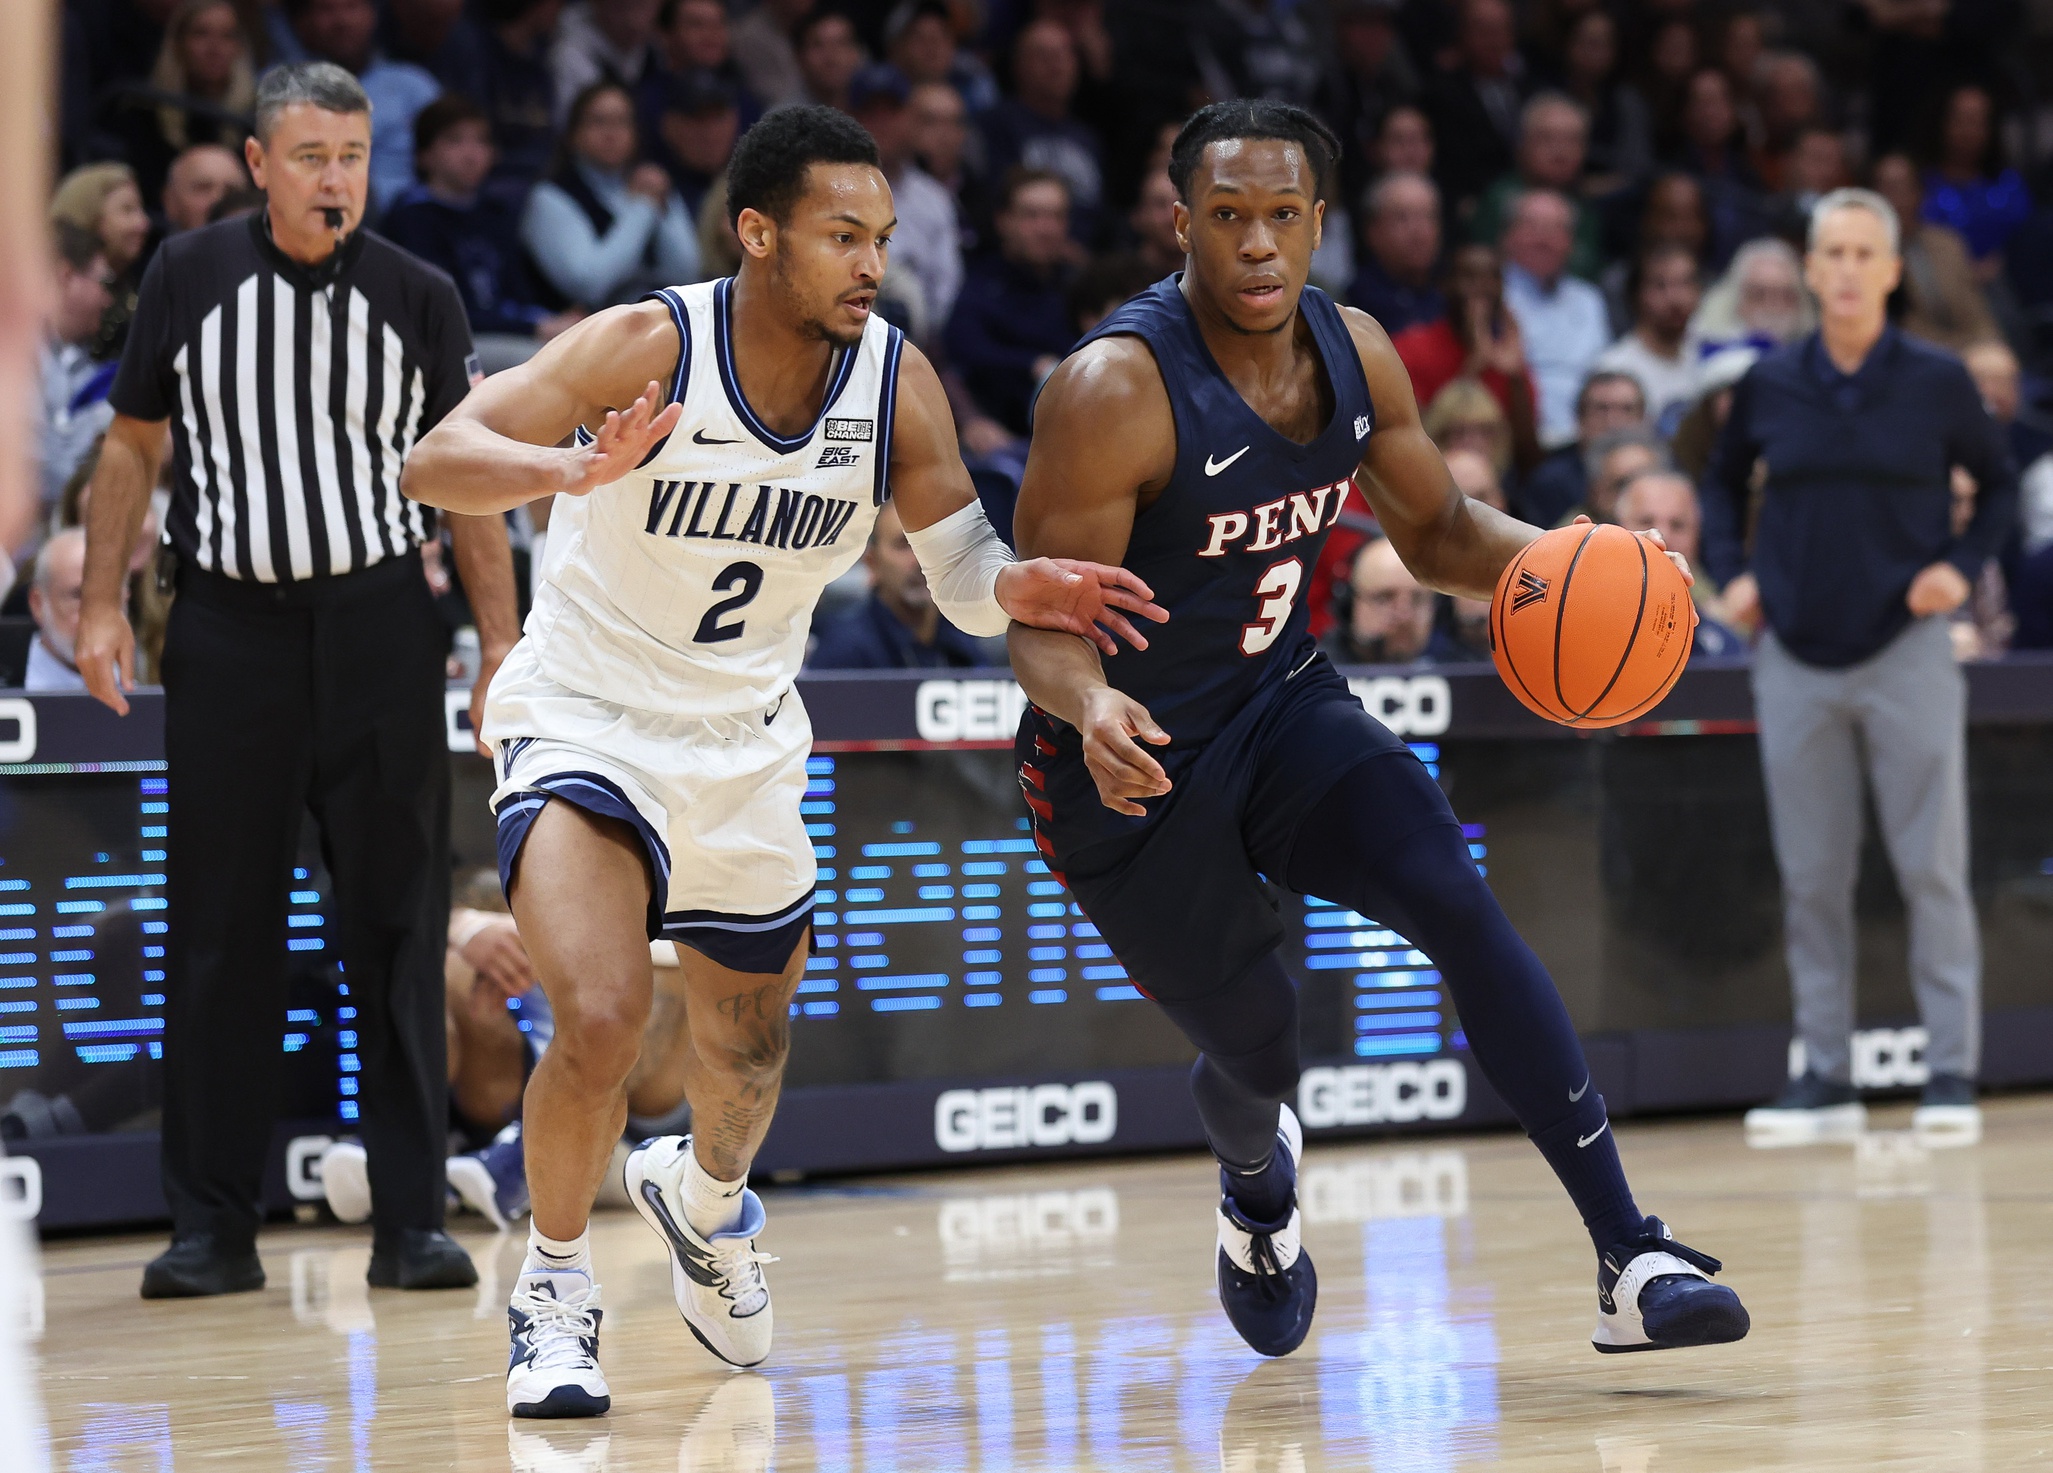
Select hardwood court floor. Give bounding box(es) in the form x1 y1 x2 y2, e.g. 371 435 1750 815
29 1095 2053 1471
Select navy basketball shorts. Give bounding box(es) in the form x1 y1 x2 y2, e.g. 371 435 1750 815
1018 654 1417 1003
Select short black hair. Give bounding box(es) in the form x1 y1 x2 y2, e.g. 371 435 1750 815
726 104 880 227
1167 100 1341 205
413 93 488 165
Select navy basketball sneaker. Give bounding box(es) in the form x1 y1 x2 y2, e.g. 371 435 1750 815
1216 1104 1317 1357
1593 1216 1750 1353
506 1264 610 1417
448 1121 530 1231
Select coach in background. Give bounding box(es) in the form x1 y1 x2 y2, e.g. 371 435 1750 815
76 63 519 1298
1705 189 2015 1139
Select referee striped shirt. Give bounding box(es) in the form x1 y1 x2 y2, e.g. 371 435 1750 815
108 214 476 583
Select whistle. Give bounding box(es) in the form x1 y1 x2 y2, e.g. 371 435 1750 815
323 207 345 231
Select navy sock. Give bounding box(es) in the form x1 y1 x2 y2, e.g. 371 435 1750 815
1285 754 1646 1254
1220 1149 1295 1225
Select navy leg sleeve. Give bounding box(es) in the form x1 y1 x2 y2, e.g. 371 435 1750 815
1156 952 1301 1173
1279 751 1644 1253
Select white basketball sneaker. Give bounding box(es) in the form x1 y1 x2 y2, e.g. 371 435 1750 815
506 1265 611 1417
319 1140 372 1225
624 1135 777 1368
1592 1217 1750 1354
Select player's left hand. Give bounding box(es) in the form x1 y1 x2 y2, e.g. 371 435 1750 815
996 558 1169 656
1573 515 1695 589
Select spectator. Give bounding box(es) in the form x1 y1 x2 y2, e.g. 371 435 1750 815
1391 241 1541 473
1554 8 1651 193
1777 125 1851 224
1671 67 1770 263
1189 0 1320 113
1320 534 1461 665
981 19 1103 246
1439 445 1501 656
807 502 1004 669
1372 102 1434 181
206 185 267 225
379 94 581 373
885 0 999 116
1067 252 1155 336
730 0 812 112
909 79 990 254
520 79 700 309
1751 51 1824 195
1669 343 1759 485
38 224 117 515
114 0 256 208
651 68 740 222
1921 82 2030 281
1714 189 2013 1134
1421 376 1514 483
945 169 1075 445
550 0 663 123
283 0 443 219
793 9 863 113
159 143 247 236
1348 172 1443 334
660 0 760 123
476 0 564 193
1962 339 2046 472
383 0 491 97
1126 169 1184 281
1423 0 1526 211
1634 170 1711 268
1517 369 1644 527
1500 189 1609 448
1320 0 1421 209
49 163 153 362
1570 425 1665 526
1870 152 1997 355
1615 468 1743 654
1469 93 1604 281
1689 236 1812 360
850 65 958 340
1641 18 1700 156
1595 242 1702 433
24 530 90 692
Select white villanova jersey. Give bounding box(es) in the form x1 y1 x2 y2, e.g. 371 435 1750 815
527 277 905 715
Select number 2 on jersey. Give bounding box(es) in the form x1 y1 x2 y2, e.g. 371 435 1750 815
695 562 764 643
1240 557 1304 655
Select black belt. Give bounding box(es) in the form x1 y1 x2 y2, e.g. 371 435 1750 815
170 545 427 613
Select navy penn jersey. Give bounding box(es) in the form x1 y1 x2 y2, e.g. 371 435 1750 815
1021 274 1375 848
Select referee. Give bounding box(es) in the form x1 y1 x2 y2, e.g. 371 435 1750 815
1703 188 2016 1137
76 63 519 1297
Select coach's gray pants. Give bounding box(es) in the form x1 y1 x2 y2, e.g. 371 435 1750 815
1752 616 1980 1083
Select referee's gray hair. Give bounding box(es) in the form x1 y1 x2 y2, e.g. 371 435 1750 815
1808 187 1900 255
254 63 371 143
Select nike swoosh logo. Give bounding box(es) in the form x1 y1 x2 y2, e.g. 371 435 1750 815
1570 1076 1589 1102
1577 1121 1610 1148
693 428 741 445
1204 447 1250 476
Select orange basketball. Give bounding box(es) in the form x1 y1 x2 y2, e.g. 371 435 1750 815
1490 523 1695 729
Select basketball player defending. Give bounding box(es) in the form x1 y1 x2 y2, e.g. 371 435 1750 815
1010 101 1752 1359
403 108 1164 1416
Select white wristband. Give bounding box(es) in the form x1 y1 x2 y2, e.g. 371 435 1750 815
900 498 1017 637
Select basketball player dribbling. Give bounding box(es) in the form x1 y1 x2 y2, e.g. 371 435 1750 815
402 107 1164 1416
1010 101 1752 1358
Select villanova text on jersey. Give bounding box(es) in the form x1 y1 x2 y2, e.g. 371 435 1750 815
641 479 863 553
1052 273 1374 746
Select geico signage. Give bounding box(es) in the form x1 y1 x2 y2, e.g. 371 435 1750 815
1790 1027 1929 1090
934 1081 1118 1152
1345 675 1452 737
1297 1058 1467 1129
915 679 1029 742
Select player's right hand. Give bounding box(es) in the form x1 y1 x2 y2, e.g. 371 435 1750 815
1079 686 1173 816
560 380 684 496
76 601 137 717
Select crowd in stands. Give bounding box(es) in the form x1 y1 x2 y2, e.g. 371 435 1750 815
34 0 2053 679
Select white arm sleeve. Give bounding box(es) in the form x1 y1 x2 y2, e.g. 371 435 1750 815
900 497 1017 637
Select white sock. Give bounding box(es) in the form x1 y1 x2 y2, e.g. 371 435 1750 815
679 1144 747 1239
524 1225 591 1275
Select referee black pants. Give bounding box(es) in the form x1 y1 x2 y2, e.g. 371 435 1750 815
160 552 451 1245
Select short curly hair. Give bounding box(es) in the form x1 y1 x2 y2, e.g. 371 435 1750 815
1168 100 1340 205
726 105 881 228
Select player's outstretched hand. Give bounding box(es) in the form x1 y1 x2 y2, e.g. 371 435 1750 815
1079 686 1173 816
997 558 1169 656
1571 514 1694 589
561 380 684 495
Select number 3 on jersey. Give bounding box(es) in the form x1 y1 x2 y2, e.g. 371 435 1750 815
1241 557 1304 655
